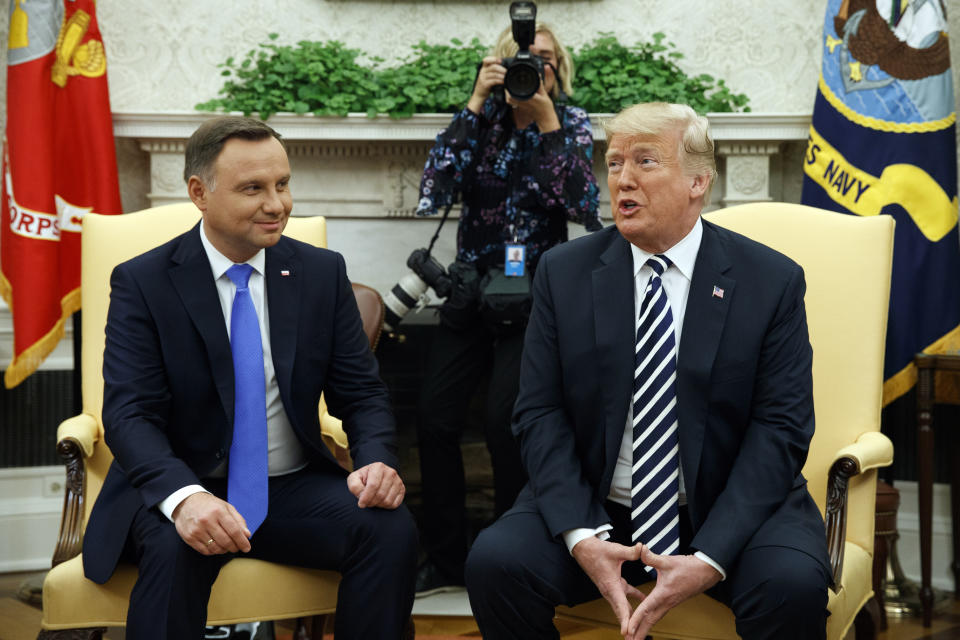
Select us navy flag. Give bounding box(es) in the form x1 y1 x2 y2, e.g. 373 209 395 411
801 0 960 405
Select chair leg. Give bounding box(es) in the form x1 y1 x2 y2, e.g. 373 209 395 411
37 629 105 640
293 615 328 640
854 598 880 640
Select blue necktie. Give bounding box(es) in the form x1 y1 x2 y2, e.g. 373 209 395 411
225 264 268 534
631 255 680 574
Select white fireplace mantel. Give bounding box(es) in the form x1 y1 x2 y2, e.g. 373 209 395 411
113 111 812 144
115 110 812 214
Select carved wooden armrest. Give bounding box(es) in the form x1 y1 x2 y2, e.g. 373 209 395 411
824 431 894 589
52 414 99 567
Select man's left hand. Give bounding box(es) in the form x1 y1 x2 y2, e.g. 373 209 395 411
624 547 723 640
347 462 405 509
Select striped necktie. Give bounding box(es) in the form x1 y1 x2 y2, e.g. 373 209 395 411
631 255 680 574
225 263 269 534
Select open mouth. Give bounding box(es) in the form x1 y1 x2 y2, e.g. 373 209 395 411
618 199 640 214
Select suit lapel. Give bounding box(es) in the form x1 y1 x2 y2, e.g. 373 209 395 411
265 239 301 403
592 231 636 490
677 220 734 519
169 223 235 422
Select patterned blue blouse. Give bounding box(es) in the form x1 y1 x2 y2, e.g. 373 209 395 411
416 96 601 273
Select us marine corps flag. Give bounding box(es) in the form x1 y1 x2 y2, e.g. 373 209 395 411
801 0 960 405
1 0 122 388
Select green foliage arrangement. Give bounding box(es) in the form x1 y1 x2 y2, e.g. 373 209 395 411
572 33 750 114
195 34 379 118
372 38 488 117
196 32 749 119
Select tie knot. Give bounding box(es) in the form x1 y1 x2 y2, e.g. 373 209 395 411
646 255 672 277
226 263 254 290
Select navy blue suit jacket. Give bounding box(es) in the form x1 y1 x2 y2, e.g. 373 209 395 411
511 220 829 574
83 224 397 584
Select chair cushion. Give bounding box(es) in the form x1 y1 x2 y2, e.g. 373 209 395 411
555 541 872 640
42 555 340 629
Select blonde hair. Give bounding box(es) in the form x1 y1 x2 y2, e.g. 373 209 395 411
492 23 574 99
604 102 717 201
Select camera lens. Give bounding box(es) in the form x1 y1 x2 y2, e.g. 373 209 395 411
382 272 429 332
504 63 540 101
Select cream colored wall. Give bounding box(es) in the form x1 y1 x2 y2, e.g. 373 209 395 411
95 1 825 113
0 1 957 114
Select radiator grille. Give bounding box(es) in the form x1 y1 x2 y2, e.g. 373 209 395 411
0 370 76 467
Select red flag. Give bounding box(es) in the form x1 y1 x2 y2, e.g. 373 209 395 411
1 0 122 388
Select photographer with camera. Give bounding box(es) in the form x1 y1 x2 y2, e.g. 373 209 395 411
413 3 601 597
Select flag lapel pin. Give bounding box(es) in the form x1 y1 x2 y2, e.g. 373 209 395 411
712 285 724 299
280 269 291 277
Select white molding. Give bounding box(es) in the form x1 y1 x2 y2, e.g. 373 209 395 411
112 111 813 143
892 481 955 591
0 466 64 572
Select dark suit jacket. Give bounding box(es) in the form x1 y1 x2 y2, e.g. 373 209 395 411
511 220 829 574
83 223 397 584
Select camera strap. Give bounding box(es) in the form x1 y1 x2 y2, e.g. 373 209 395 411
426 201 455 256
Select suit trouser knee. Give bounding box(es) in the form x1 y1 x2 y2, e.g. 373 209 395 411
466 510 600 640
721 546 830 640
332 505 419 639
125 506 228 640
248 469 419 640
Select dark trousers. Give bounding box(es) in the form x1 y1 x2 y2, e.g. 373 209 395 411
416 319 527 580
122 463 418 640
465 500 830 640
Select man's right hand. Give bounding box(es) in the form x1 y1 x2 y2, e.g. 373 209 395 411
172 492 251 556
571 537 646 636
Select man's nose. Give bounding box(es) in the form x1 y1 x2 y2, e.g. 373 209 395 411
617 163 638 190
262 188 284 214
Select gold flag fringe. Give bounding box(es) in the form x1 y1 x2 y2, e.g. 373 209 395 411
2 286 81 389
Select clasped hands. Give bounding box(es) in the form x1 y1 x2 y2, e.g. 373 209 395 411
571 536 722 640
172 461 405 556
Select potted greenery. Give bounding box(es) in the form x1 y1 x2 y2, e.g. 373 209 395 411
196 32 749 119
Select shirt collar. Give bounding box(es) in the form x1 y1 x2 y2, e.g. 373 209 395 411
630 217 703 282
198 223 266 280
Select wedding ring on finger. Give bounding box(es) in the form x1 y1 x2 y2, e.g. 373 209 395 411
205 538 215 547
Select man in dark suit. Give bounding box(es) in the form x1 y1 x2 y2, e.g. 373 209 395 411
82 116 417 639
465 103 831 640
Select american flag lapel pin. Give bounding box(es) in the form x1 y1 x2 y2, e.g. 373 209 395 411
281 269 291 277
712 285 724 299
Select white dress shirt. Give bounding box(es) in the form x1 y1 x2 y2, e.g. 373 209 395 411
157 224 307 520
562 219 726 579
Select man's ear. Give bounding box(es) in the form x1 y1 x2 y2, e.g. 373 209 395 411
187 175 208 211
689 173 710 200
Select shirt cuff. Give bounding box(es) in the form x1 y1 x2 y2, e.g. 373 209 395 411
158 485 209 522
562 524 613 555
694 550 727 581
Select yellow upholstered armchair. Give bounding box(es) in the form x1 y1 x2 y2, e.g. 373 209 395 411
39 203 342 639
556 203 896 640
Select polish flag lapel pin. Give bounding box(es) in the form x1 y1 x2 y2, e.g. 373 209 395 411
280 269 291 277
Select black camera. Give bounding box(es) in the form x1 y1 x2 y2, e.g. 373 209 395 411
383 248 453 332
501 1 543 101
